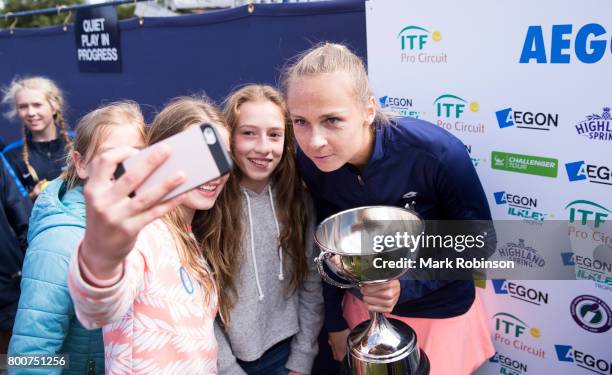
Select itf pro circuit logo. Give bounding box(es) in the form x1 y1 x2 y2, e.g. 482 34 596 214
433 94 484 134
570 295 612 333
398 25 447 64
492 312 544 359
494 191 548 221
495 108 558 131
555 345 612 374
565 161 612 186
575 107 612 142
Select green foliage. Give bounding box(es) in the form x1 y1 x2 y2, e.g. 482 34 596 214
116 4 135 20
1 0 84 28
0 0 134 28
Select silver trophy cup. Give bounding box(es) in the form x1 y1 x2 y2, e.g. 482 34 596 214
314 206 430 375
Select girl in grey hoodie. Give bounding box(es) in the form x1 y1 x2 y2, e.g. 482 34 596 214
214 85 324 375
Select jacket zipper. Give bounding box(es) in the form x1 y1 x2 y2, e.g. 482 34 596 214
87 359 95 375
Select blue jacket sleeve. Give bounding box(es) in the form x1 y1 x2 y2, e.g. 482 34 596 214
322 282 348 332
1 157 32 252
8 227 82 375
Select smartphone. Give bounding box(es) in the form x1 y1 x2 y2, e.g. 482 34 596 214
114 123 233 201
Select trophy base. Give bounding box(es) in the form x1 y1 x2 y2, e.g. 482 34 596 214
347 317 430 375
346 349 430 375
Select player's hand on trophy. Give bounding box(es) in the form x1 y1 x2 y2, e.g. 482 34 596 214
328 328 350 361
360 280 400 313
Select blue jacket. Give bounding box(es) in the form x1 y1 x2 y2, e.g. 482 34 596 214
0 156 32 330
8 179 104 375
297 116 494 332
3 131 73 195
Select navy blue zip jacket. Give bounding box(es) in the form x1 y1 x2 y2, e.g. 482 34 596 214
297 116 493 332
3 134 71 195
0 155 32 330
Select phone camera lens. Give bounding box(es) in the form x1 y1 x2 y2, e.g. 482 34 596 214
204 127 217 145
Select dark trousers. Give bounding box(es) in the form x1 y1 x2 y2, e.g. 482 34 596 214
237 337 292 375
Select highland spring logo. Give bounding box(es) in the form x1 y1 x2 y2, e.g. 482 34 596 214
379 96 421 118
497 239 545 268
575 107 612 141
398 25 447 64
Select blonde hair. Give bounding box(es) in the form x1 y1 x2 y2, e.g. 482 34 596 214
281 42 394 125
223 84 309 302
62 101 146 190
1 76 73 183
148 96 242 325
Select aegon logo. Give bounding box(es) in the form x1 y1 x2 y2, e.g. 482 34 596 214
379 96 420 118
398 25 441 50
520 23 611 64
561 252 612 286
489 353 528 375
565 200 610 228
496 108 558 130
464 144 482 167
492 280 549 306
555 345 612 374
565 161 612 186
493 191 546 221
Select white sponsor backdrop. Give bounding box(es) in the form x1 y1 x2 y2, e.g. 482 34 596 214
366 0 611 374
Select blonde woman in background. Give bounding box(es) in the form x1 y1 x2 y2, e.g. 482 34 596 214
2 76 73 200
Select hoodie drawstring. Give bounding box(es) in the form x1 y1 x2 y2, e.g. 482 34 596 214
268 185 284 281
243 190 265 301
243 186 285 302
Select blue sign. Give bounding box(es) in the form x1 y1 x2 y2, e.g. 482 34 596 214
74 5 122 73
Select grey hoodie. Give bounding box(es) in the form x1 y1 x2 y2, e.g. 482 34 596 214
214 185 324 374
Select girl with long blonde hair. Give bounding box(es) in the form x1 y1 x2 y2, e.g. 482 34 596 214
2 76 73 199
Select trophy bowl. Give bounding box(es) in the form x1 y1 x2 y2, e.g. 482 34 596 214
314 206 425 286
314 206 430 375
